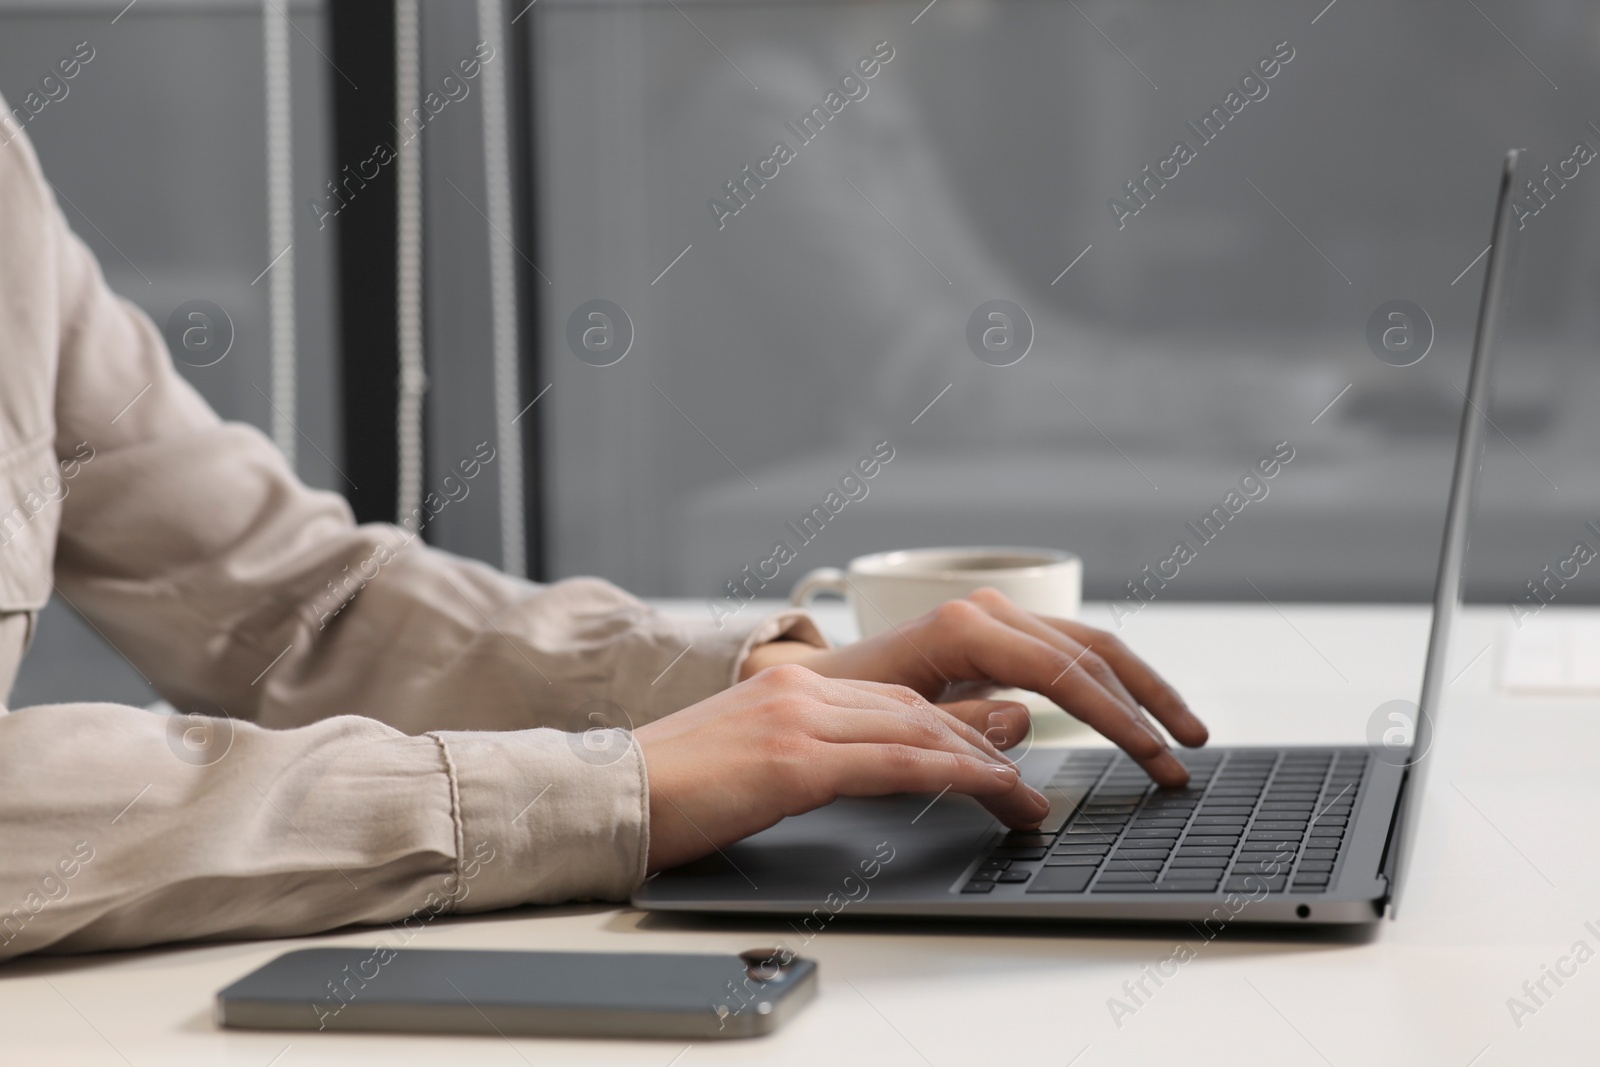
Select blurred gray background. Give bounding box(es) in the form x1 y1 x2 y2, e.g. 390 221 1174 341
5 0 1599 708
535 0 1600 610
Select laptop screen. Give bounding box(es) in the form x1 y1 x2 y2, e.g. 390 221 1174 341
1387 150 1521 916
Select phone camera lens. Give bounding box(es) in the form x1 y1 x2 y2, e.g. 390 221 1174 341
740 948 793 981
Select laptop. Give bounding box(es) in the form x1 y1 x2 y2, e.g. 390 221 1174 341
635 152 1522 926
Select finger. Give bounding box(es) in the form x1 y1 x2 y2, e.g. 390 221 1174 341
967 592 1152 724
1048 619 1208 747
821 678 1014 765
933 603 1190 787
819 743 1048 829
937 698 1031 751
812 684 1024 767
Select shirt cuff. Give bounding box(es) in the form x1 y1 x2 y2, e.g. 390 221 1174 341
429 726 649 909
608 606 830 726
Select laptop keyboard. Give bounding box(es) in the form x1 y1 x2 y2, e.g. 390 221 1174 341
961 748 1368 895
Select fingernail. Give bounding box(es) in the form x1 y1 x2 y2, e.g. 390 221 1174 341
985 712 1008 745
991 762 1018 780
1028 786 1049 811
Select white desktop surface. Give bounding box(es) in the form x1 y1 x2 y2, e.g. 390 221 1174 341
4 601 1598 1066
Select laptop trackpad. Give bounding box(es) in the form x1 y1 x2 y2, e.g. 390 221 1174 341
640 749 1063 904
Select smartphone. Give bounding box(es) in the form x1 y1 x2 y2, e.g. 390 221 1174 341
216 946 817 1039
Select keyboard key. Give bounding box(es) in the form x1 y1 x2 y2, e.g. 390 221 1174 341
1311 817 1348 828
1168 856 1230 868
1038 785 1093 833
979 859 1010 871
1175 846 1234 858
1097 871 1162 883
1236 852 1294 867
1045 854 1103 866
1225 875 1286 892
1234 860 1287 876
1252 821 1308 831
1105 860 1165 872
1130 819 1188 829
1155 881 1221 893
962 880 996 893
1124 828 1182 839
1191 816 1249 826
1002 833 1057 848
1292 874 1330 887
1111 849 1172 861
992 847 1048 860
1309 828 1345 839
1302 848 1337 860
1184 836 1241 847
1297 860 1334 872
1026 867 1095 893
969 868 1000 881
996 869 1033 883
1053 842 1111 855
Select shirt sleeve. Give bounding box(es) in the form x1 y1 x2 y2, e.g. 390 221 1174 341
0 93 826 959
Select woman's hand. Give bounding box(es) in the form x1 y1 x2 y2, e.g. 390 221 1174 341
741 587 1207 787
635 664 1046 873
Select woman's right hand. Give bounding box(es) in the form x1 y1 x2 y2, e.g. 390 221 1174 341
634 664 1049 873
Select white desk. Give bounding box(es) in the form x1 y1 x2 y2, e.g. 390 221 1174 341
4 601 1598 1066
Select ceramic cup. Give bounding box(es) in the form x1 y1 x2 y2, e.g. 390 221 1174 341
789 546 1082 637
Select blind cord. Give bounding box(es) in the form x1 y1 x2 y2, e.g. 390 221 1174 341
263 0 297 468
395 0 427 531
478 0 527 578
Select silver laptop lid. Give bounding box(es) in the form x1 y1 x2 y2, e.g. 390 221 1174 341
1387 149 1521 916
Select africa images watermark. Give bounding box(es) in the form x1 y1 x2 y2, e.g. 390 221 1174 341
1507 520 1600 629
312 840 497 1030
707 439 896 629
1110 440 1296 628
1510 122 1600 231
0 40 97 148
1107 39 1296 231
0 442 98 553
307 42 495 230
708 40 896 231
0 841 96 948
711 840 897 1031
1505 917 1600 1030
1105 846 1296 1029
307 441 496 631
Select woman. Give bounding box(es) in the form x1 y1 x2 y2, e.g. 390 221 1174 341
0 94 1203 959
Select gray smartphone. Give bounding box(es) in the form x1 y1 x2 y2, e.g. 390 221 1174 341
216 946 817 1040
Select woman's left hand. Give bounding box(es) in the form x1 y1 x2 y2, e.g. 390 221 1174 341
741 587 1207 787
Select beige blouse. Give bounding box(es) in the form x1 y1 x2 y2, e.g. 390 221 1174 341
0 98 821 959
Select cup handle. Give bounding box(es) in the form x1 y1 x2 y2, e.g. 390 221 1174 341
790 567 848 606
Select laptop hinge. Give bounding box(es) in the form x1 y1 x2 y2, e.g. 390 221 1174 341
1373 767 1410 917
